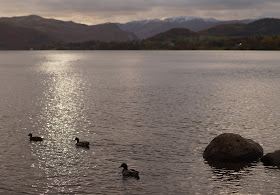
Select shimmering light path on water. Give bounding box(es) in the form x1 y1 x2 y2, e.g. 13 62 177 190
0 51 280 194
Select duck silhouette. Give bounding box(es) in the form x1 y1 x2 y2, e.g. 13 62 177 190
28 133 43 141
120 163 140 179
75 137 89 147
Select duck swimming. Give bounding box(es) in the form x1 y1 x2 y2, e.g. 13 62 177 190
28 133 43 141
75 137 89 147
120 163 140 179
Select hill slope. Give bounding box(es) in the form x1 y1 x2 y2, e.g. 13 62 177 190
148 28 199 41
0 22 51 49
201 18 280 36
243 18 280 36
200 24 246 36
0 15 137 43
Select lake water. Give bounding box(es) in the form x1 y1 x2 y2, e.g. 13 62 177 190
0 50 280 194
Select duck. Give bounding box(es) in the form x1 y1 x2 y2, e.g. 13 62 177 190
28 133 43 141
75 137 89 147
119 163 140 179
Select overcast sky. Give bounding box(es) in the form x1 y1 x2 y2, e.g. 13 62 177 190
1 0 280 24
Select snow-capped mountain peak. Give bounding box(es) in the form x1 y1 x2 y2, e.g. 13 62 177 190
124 19 161 25
164 16 218 23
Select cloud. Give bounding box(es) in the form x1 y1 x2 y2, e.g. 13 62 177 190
0 0 280 24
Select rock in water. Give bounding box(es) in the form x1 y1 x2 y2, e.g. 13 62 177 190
261 150 280 167
203 133 263 169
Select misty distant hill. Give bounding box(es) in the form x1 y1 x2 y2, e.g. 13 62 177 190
117 16 254 39
0 15 137 44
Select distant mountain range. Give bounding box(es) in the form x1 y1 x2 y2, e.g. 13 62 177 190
155 18 280 38
0 15 136 49
0 15 280 49
117 16 254 39
142 18 280 50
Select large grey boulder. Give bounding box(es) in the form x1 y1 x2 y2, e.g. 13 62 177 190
261 150 280 167
203 133 263 169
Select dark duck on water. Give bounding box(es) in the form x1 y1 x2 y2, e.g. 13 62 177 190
120 163 140 179
28 133 43 141
75 137 89 147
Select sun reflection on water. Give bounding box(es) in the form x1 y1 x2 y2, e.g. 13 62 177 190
34 53 92 193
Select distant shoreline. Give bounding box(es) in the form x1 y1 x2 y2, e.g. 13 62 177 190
26 35 280 51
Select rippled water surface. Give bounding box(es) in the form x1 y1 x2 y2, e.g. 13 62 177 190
0 51 280 194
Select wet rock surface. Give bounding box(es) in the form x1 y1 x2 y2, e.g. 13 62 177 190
204 133 263 169
261 150 280 167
